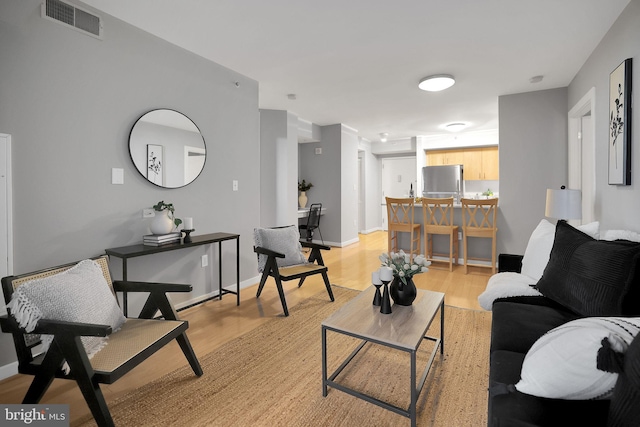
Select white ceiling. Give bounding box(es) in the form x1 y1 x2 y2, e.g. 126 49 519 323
81 0 630 142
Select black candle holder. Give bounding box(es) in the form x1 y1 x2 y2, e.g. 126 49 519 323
380 279 392 314
182 229 195 243
372 284 382 306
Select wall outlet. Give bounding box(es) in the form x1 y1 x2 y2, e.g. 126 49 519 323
458 231 462 240
201 254 208 267
143 208 155 218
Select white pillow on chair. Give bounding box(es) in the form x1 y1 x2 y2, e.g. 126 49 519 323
7 259 125 365
254 226 308 272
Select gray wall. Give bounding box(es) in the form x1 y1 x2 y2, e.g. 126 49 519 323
0 1 260 368
498 88 568 254
300 125 343 245
568 0 640 231
259 109 298 227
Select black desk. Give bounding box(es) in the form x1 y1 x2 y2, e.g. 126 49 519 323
106 232 240 316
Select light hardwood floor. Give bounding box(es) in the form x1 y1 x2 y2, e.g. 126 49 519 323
0 231 490 425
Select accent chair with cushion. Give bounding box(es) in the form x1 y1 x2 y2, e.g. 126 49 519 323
253 225 334 316
0 255 203 427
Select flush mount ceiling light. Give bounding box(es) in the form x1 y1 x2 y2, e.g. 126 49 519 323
379 132 389 142
418 74 455 92
445 122 467 132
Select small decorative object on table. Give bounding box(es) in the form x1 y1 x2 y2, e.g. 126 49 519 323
151 201 183 235
371 270 382 306
298 179 313 208
379 266 394 314
379 250 431 306
182 217 194 243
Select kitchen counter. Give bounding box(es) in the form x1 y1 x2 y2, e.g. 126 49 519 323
384 200 499 264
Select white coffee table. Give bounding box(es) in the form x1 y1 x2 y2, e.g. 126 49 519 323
322 286 445 427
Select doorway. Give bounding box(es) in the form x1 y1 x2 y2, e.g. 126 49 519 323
568 88 596 224
0 134 12 316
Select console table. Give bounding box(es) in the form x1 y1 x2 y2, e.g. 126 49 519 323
106 232 240 316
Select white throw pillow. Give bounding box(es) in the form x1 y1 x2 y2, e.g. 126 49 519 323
477 272 541 311
520 219 600 281
602 229 640 242
515 317 640 400
7 259 126 368
254 226 308 272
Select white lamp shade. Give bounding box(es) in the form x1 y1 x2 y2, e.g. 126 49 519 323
545 188 582 220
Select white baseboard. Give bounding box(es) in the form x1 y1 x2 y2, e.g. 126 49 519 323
359 227 383 235
0 360 18 381
173 276 258 311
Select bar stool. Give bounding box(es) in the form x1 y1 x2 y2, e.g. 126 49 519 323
422 197 459 271
385 197 421 260
461 198 498 274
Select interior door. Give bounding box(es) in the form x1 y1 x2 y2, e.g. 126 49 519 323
381 157 417 230
0 134 11 316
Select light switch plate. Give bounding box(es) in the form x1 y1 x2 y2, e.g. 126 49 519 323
233 180 238 191
111 168 124 185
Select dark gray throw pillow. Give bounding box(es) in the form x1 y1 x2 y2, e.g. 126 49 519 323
534 221 640 316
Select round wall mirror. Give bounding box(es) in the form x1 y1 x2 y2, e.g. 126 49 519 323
129 109 206 188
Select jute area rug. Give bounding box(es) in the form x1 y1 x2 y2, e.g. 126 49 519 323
78 286 491 427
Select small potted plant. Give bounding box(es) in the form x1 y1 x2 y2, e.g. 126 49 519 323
298 180 313 208
151 201 183 234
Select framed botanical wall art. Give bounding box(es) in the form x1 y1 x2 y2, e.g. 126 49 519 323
608 58 632 185
147 144 164 186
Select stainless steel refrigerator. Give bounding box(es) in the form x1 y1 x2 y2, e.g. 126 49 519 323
422 165 464 202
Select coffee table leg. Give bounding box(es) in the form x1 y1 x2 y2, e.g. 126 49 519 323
322 326 328 396
440 300 445 354
411 350 417 427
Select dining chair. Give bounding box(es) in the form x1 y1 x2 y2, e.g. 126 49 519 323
422 197 459 271
386 197 421 260
461 198 499 274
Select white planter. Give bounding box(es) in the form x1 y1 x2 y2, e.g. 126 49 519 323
151 210 174 235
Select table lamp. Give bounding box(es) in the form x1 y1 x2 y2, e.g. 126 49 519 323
545 186 582 220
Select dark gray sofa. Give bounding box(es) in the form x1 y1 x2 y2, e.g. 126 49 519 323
488 221 640 427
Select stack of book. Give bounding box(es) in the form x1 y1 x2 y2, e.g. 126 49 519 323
143 232 181 246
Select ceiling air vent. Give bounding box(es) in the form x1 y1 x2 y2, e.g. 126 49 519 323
41 0 103 40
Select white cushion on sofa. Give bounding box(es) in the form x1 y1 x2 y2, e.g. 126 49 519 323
515 317 640 400
602 229 640 242
520 219 600 281
478 272 541 311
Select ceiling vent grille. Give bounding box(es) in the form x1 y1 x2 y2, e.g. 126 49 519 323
41 0 103 40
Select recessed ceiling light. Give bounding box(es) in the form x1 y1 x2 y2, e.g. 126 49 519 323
418 74 455 92
529 75 544 84
445 122 467 132
287 93 297 100
379 132 389 142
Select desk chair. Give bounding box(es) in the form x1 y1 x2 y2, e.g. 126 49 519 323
386 197 421 260
461 198 498 274
299 203 323 244
422 197 459 271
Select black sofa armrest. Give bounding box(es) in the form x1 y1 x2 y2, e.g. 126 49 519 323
498 254 523 273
